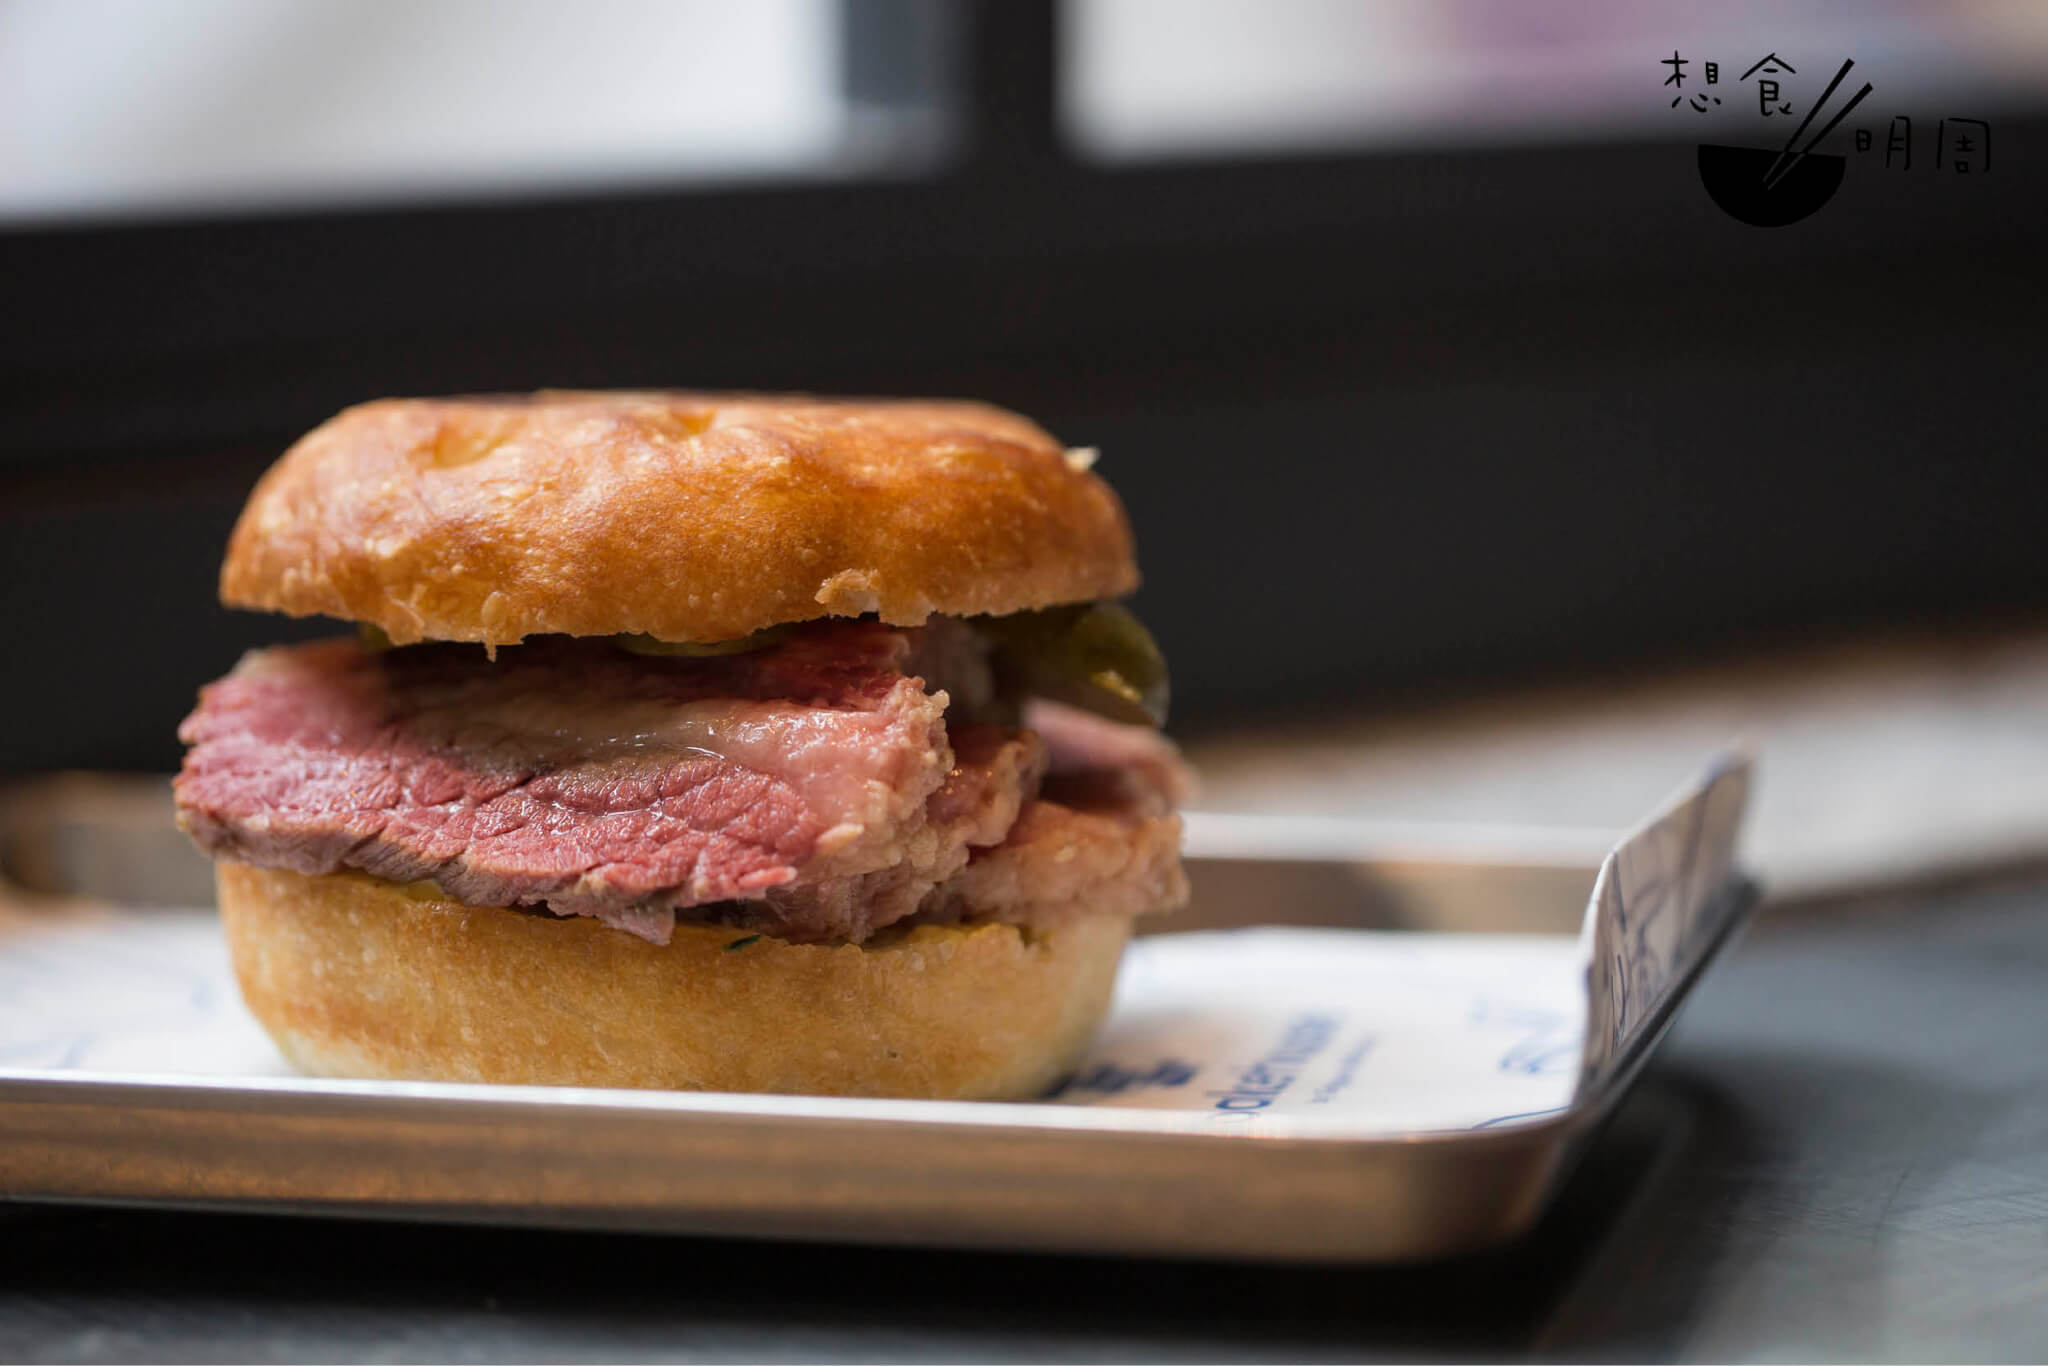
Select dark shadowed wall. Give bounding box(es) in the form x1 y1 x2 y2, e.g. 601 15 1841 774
3 3 2044 771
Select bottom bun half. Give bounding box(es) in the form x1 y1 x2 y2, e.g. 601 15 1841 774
216 863 1130 1100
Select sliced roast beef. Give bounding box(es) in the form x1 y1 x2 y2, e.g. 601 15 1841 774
176 619 1187 945
920 768 1188 930
707 725 1049 943
176 624 977 942
1024 697 1198 807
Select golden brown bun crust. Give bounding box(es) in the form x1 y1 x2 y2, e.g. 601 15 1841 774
217 863 1130 1099
221 391 1139 645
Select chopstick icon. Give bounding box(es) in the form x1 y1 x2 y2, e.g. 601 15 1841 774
1761 59 1873 191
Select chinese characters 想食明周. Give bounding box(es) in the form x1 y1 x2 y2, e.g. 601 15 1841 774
1662 51 1991 174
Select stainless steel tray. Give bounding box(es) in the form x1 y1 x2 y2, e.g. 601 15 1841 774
0 757 1755 1263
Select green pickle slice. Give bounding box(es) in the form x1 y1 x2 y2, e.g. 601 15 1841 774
978 602 1169 727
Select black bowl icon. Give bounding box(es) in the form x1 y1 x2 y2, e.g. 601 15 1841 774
1697 143 1845 227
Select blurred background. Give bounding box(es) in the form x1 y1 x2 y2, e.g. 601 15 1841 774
4 0 2047 901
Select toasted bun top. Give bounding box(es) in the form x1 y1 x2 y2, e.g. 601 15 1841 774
221 391 1139 645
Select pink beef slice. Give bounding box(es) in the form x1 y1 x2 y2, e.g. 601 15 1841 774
711 723 1049 943
712 725 1190 941
919 767 1191 931
173 623 1001 944
1022 698 1199 807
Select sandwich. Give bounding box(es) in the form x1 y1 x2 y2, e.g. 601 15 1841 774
172 391 1191 1099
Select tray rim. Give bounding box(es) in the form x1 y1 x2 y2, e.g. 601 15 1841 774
0 876 1759 1262
0 876 1757 1150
